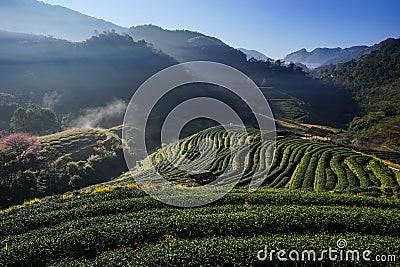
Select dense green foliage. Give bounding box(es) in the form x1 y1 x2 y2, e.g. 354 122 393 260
352 147 400 165
0 187 399 266
0 28 398 266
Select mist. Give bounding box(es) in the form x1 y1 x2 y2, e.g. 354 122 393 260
42 91 62 109
68 99 127 129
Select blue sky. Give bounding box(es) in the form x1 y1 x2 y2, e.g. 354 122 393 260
42 0 400 59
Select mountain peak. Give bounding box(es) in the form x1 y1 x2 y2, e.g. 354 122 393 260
284 44 377 69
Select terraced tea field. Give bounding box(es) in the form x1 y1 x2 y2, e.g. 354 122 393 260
39 126 122 162
118 126 399 195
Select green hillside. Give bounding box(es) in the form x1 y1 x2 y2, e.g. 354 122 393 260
129 25 248 65
0 127 127 208
316 38 400 151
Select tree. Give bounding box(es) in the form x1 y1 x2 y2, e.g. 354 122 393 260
9 107 27 133
10 104 60 135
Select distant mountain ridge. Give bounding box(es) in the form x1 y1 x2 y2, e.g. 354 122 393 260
0 0 127 41
129 25 247 65
283 45 380 69
238 48 272 61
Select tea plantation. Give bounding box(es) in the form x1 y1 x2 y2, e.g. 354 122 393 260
1 126 399 266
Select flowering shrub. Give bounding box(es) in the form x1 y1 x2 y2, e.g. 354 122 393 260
23 198 41 205
0 132 41 160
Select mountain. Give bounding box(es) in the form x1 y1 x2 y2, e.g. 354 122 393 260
128 25 360 126
0 0 127 41
0 30 177 130
283 45 378 69
129 25 247 66
238 48 272 61
0 0 359 132
0 29 359 136
319 38 400 151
